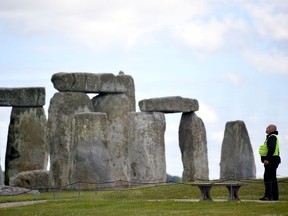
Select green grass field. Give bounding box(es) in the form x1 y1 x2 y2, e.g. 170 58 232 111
1 178 287 215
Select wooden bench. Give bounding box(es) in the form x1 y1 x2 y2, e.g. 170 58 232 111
192 182 246 201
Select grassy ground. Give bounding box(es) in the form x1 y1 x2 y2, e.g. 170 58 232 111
0 178 287 215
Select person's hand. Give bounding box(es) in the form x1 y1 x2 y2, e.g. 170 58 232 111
264 160 269 165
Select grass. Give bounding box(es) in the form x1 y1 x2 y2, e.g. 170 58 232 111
0 178 288 215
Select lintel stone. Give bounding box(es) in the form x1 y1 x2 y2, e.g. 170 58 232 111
51 72 130 93
139 96 199 113
0 87 45 107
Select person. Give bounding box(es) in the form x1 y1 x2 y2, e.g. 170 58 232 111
259 124 281 201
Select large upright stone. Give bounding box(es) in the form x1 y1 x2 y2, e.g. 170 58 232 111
47 92 94 188
220 120 256 179
0 164 3 185
5 107 48 185
128 112 166 183
92 93 130 185
139 96 199 113
70 113 112 189
179 112 209 182
0 87 45 107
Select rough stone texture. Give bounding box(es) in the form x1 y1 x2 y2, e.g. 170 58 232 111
220 120 256 179
70 113 112 189
116 72 136 112
179 112 209 182
0 185 39 195
139 96 199 113
47 92 94 188
9 170 49 192
4 107 48 185
92 93 130 186
0 87 45 107
52 72 128 93
128 112 166 183
0 164 3 185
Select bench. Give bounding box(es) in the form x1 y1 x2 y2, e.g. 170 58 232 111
192 182 246 201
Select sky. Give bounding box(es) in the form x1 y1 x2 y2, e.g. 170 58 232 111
0 0 288 180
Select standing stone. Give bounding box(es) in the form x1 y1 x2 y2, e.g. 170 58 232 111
92 93 130 186
70 113 112 189
128 112 166 183
0 164 3 185
179 112 209 182
220 120 256 179
5 107 48 185
47 92 94 188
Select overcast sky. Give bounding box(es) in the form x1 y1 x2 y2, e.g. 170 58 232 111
0 0 287 180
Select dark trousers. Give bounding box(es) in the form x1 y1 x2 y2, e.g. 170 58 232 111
263 163 279 200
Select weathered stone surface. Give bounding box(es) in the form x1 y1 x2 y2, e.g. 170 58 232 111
128 112 166 183
0 164 3 185
5 107 48 185
220 120 256 179
92 93 130 186
179 112 209 182
47 92 94 188
51 72 132 94
70 113 112 189
139 96 199 113
9 170 49 192
0 87 45 107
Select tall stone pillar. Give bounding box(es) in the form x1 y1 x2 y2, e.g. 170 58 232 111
5 107 48 185
220 120 256 179
47 92 94 188
70 112 112 189
128 112 166 183
92 93 130 186
179 112 209 182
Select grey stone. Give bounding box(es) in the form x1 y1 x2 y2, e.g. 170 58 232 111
0 164 3 185
47 92 94 188
0 87 45 107
128 112 166 183
179 112 209 182
9 170 49 192
139 96 199 113
5 107 48 185
92 93 130 186
220 120 256 179
70 113 112 189
51 72 132 94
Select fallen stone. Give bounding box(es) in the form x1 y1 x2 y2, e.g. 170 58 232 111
0 185 39 195
9 170 49 192
139 96 199 113
0 87 45 107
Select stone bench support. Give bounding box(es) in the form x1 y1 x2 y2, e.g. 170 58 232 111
192 183 246 201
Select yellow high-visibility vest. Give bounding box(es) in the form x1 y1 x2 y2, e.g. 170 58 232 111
259 134 280 156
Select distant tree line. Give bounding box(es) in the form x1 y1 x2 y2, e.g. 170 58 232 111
166 174 182 183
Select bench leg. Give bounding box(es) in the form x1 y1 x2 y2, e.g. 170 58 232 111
198 186 213 201
225 186 241 201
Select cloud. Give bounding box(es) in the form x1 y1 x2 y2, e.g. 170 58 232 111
245 49 288 74
246 1 288 40
198 102 218 124
226 73 243 86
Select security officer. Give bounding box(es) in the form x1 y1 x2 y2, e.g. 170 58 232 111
259 124 281 201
